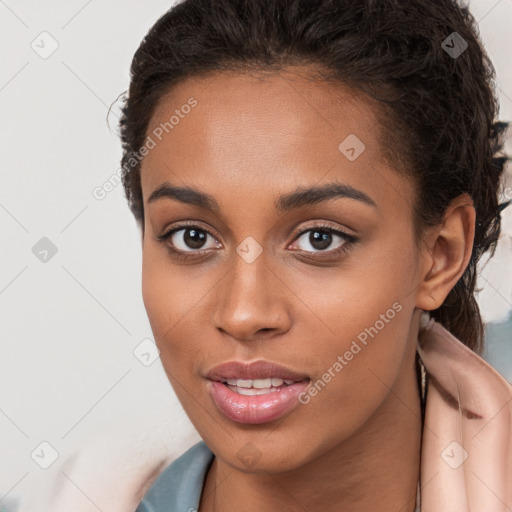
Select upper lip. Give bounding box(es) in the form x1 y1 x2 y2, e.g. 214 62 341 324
205 360 310 382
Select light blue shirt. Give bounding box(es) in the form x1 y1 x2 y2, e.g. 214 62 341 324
135 441 214 512
135 441 421 511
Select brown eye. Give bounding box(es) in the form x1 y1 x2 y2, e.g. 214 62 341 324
293 228 354 254
308 230 334 251
179 227 208 249
157 224 222 259
167 227 217 251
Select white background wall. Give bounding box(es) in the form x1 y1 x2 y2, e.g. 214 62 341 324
1 1 511 509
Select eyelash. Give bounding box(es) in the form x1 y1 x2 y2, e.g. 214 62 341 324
156 221 358 262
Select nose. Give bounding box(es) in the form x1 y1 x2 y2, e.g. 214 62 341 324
211 251 291 343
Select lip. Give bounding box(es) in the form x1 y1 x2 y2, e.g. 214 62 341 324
205 360 310 381
204 360 310 425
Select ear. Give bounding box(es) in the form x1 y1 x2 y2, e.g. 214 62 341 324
415 193 476 311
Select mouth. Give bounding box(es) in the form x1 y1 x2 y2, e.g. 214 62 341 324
205 359 310 382
220 377 306 395
204 360 311 424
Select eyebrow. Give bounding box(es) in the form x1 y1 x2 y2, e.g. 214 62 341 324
147 181 377 213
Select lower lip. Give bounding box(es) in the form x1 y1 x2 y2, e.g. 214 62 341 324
207 379 310 425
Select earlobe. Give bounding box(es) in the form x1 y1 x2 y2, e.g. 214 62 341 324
415 194 476 311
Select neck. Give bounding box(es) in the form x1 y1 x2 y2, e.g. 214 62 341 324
200 343 422 512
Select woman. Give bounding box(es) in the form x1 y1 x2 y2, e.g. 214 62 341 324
117 0 512 510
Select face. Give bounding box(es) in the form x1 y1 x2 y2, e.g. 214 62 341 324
140 68 425 472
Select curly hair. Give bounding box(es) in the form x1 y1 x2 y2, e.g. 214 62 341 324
118 0 510 354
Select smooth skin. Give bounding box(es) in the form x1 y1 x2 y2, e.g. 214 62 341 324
139 68 475 512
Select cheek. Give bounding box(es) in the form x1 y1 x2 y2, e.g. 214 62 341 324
296 239 418 418
141 243 217 375
303 231 417 333
294 299 413 448
141 245 192 360
141 247 169 336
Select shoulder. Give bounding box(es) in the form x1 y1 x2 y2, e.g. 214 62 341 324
135 441 214 512
418 319 512 509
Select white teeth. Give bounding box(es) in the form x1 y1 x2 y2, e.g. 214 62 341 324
223 377 296 390
252 378 272 389
236 379 252 388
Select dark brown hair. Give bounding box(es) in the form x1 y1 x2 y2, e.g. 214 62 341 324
118 0 510 354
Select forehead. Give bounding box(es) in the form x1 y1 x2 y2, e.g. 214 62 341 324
140 68 412 216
